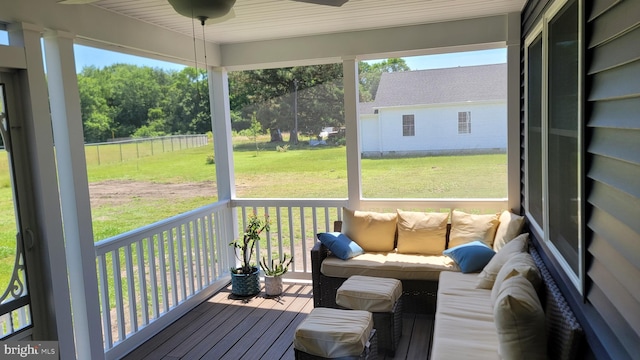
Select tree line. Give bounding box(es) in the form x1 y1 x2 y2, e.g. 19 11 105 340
77 59 409 143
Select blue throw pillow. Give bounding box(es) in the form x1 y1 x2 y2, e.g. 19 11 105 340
317 232 364 260
443 240 496 273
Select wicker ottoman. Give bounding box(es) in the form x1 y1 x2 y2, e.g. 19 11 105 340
294 307 377 359
336 275 403 356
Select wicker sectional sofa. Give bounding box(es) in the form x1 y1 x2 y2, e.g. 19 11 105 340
312 209 516 313
311 209 584 359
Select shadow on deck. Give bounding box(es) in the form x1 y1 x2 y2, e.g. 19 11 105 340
122 282 434 359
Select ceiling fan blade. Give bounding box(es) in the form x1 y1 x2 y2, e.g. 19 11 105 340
292 0 349 6
57 0 100 4
204 8 236 25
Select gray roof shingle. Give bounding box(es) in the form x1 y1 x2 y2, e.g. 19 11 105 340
363 63 506 114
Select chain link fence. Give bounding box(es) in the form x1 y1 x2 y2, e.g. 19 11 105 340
84 134 209 166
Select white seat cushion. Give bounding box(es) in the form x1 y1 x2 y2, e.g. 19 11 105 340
321 252 458 281
294 307 373 358
431 271 499 360
336 275 403 312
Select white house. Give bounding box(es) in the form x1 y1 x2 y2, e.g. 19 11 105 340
360 64 507 157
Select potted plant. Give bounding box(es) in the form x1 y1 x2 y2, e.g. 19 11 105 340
260 254 293 296
229 213 270 296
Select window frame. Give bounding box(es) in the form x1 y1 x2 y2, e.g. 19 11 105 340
523 0 584 293
457 111 471 134
402 114 415 137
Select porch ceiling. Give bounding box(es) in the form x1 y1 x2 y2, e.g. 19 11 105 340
85 0 525 44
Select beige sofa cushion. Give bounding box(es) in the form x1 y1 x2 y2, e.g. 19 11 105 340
449 210 500 249
476 233 529 289
321 252 457 281
494 275 547 359
294 307 373 358
491 252 541 304
396 210 448 255
431 272 498 360
336 275 402 312
342 208 397 252
493 211 525 251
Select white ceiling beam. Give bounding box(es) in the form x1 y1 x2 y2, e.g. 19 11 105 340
220 15 510 70
0 0 221 66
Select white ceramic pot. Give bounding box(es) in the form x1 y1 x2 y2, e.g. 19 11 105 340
264 275 283 296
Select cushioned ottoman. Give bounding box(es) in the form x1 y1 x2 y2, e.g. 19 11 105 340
336 275 403 356
294 307 377 359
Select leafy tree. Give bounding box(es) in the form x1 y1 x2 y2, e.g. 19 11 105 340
248 112 263 156
228 64 344 143
358 58 409 102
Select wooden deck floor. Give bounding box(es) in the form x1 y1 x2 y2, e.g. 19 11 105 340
123 282 434 360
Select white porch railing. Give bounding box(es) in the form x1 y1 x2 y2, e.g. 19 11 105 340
95 201 233 359
95 197 507 358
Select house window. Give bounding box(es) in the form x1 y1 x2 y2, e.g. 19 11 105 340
402 114 415 136
458 111 471 134
524 0 583 290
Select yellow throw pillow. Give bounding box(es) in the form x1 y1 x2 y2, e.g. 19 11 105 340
494 275 547 359
396 210 448 255
477 233 529 289
448 210 500 249
493 210 525 251
342 208 397 252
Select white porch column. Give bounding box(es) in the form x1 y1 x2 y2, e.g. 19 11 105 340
43 31 105 360
506 12 522 214
208 66 238 263
343 57 362 210
209 67 236 202
7 23 76 358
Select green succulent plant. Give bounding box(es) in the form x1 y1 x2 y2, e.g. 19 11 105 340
260 254 292 276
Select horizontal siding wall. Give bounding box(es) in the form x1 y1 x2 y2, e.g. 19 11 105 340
586 0 640 358
521 0 640 359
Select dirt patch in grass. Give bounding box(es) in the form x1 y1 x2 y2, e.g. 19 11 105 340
88 180 217 206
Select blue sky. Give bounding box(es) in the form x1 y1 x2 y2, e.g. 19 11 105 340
2 30 505 72
73 45 505 73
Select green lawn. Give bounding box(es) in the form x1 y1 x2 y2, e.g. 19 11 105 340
0 137 507 291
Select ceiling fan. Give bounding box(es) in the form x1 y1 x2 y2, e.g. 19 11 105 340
58 0 349 23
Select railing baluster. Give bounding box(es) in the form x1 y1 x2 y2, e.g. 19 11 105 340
288 207 295 271
200 217 209 285
185 222 194 295
265 206 272 268
312 206 318 240
324 207 331 231
158 231 169 312
124 244 137 333
167 228 178 307
112 249 125 342
208 214 218 280
300 207 307 272
177 225 187 301
276 207 283 263
193 219 202 290
136 239 148 326
98 255 112 349
147 234 158 320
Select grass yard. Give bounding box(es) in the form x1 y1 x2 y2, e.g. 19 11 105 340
0 136 507 291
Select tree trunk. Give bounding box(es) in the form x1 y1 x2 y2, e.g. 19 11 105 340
289 130 298 145
270 128 283 142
